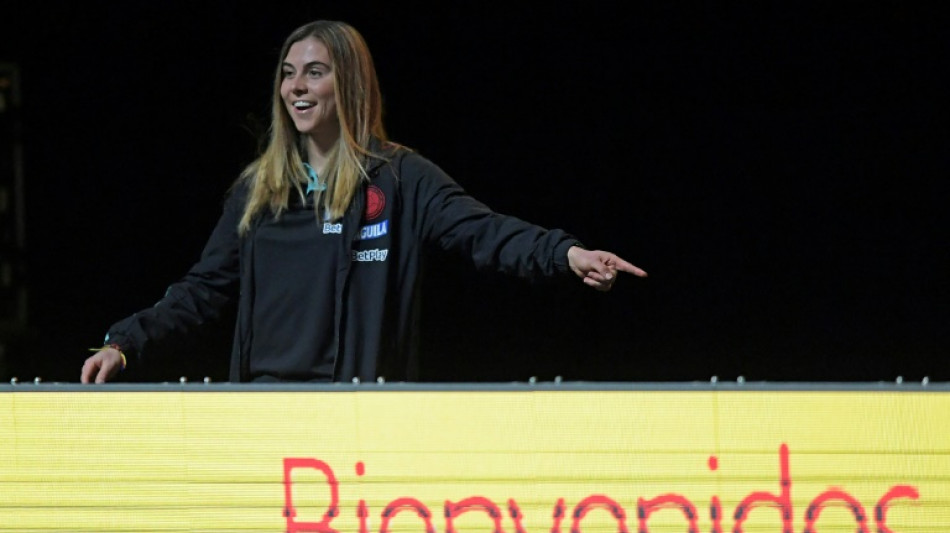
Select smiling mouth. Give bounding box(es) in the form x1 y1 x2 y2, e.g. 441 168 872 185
293 101 315 111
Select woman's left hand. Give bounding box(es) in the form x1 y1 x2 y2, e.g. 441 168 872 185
567 246 648 292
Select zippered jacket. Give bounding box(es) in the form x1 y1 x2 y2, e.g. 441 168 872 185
103 145 584 381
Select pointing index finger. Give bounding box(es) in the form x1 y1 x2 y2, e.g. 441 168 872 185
613 257 648 278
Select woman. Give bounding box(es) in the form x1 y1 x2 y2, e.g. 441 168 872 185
81 20 647 384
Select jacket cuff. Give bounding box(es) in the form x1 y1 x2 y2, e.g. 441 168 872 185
102 332 138 360
554 239 585 274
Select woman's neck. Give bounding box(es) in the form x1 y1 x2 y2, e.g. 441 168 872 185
302 132 339 175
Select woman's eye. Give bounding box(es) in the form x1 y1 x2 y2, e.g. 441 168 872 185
281 70 294 79
308 68 323 77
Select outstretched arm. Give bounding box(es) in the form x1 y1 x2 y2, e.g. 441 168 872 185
567 246 648 292
77 183 246 384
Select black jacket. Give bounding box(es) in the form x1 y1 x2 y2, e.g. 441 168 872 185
104 147 583 382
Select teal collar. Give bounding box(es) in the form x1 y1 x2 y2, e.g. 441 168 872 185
303 163 327 194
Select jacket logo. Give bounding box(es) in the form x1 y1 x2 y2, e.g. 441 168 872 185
358 220 388 240
365 185 385 221
352 248 388 262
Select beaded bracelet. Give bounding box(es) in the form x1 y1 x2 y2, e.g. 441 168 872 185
88 343 127 371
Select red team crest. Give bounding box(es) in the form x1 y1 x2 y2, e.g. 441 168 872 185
365 185 385 221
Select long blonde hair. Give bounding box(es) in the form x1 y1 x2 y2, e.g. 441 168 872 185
237 20 389 233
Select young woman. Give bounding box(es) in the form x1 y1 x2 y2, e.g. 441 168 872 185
81 20 647 384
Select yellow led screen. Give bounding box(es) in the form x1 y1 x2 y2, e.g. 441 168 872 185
1 386 947 532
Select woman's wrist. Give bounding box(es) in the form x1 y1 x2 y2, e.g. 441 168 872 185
89 343 127 371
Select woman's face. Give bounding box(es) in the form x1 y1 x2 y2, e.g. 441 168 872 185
280 37 339 139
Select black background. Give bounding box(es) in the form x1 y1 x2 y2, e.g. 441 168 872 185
1 2 946 384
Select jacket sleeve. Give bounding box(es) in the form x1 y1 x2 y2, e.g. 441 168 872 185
102 185 244 364
403 153 584 279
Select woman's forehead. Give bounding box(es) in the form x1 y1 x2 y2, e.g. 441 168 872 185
285 37 331 64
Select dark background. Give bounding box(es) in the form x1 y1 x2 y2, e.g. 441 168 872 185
1 2 946 383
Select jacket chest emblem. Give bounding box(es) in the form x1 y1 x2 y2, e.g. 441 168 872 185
365 185 386 221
